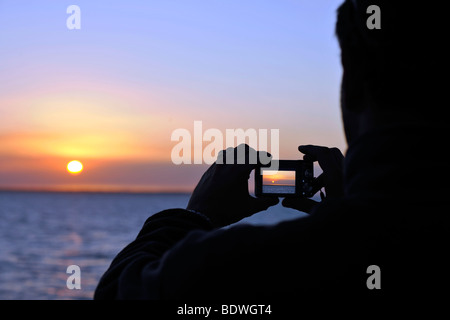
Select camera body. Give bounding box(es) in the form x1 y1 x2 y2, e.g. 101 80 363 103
255 160 314 198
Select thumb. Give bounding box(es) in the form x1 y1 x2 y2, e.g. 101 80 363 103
282 197 319 214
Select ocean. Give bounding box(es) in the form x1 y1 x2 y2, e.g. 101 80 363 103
0 191 308 300
262 185 296 194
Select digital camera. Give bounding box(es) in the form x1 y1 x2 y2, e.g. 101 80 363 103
255 160 314 198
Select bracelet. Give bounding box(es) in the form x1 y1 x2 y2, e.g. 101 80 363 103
186 209 213 224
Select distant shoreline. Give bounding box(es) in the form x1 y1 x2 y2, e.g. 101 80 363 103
0 187 192 195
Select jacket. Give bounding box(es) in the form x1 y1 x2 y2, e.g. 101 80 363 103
94 124 450 299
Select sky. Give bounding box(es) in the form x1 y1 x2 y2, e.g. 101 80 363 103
262 170 295 186
0 0 346 192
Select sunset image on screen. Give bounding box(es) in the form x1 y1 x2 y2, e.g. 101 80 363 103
262 170 296 194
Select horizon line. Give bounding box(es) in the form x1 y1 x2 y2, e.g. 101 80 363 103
0 186 193 195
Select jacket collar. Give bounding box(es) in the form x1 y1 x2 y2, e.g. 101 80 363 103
344 123 448 201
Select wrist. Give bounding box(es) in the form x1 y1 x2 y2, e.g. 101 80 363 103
186 208 213 225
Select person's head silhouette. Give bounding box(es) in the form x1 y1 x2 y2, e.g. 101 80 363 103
335 0 446 143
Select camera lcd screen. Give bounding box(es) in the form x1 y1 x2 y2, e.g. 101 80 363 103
261 169 296 194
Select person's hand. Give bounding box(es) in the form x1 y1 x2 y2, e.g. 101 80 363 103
282 145 344 213
187 144 279 227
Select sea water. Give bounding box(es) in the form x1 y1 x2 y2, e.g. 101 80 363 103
0 191 308 299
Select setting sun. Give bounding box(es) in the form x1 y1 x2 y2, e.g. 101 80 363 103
67 160 83 174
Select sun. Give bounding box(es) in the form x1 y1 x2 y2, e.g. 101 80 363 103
67 160 83 174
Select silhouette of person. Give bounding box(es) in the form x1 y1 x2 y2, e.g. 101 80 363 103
95 0 449 299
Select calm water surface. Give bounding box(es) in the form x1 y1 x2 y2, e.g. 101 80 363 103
0 191 306 299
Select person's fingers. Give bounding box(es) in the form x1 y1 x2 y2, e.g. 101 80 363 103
257 150 272 166
299 145 343 162
217 144 269 166
216 145 254 165
303 154 316 162
329 147 345 166
282 197 319 214
235 144 254 164
216 144 272 179
216 147 233 164
310 174 325 195
236 144 272 168
299 145 344 175
298 145 330 162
